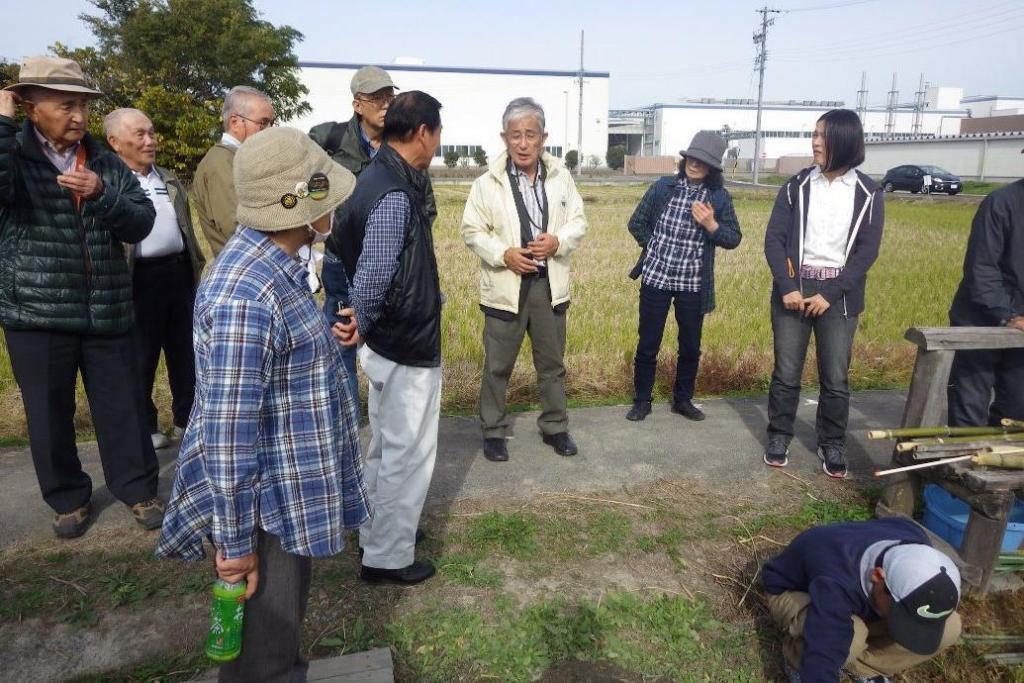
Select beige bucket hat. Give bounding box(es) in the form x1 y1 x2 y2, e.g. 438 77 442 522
3 56 103 97
234 127 356 232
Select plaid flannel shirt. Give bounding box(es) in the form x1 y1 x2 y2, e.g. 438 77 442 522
156 227 370 561
641 177 708 292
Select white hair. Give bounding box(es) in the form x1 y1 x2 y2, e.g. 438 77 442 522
103 107 149 138
502 97 545 131
222 86 272 129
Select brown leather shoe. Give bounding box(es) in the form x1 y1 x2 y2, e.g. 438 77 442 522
129 498 165 530
53 503 91 539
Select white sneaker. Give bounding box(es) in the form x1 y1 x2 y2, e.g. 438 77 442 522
171 426 185 441
151 432 171 449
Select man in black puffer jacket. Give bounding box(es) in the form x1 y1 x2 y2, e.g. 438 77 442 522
0 56 162 539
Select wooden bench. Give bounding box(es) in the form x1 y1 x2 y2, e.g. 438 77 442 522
878 326 1024 593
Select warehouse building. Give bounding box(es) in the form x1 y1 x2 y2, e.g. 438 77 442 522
292 60 610 168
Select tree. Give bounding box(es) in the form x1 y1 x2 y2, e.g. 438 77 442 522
587 154 602 169
0 59 19 90
472 147 488 167
564 149 578 171
606 144 626 170
52 0 309 179
443 150 460 168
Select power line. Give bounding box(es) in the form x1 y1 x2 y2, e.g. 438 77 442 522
781 0 880 12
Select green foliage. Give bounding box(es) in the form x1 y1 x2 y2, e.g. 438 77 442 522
443 150 460 168
50 0 308 180
436 552 505 588
464 512 539 559
0 59 19 89
473 147 488 167
605 144 626 170
564 149 579 171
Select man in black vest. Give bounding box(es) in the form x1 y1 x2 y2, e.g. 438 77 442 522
334 91 443 585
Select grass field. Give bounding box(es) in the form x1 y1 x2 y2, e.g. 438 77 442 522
0 185 980 438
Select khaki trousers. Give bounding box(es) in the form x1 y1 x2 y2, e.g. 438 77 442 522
480 276 568 439
767 591 961 678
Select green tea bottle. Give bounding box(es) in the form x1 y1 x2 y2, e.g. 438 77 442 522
205 579 246 661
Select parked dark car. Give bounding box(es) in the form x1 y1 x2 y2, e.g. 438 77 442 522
881 164 961 195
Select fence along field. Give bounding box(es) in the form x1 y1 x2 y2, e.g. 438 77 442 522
0 184 977 439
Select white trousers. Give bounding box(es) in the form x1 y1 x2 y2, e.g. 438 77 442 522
358 345 441 569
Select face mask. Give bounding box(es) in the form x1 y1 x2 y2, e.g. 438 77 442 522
307 212 334 245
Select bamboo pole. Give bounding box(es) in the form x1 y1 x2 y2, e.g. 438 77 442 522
1002 419 1024 430
874 454 974 477
896 432 1024 452
974 451 1024 468
868 425 1023 440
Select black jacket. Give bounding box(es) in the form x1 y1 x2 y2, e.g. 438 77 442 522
949 179 1024 326
764 167 884 316
336 144 441 367
0 117 155 335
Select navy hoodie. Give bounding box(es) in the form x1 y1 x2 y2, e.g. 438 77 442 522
762 518 930 681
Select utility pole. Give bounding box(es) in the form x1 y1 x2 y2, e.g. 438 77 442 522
912 72 926 135
856 71 868 122
576 29 584 176
885 73 898 136
752 6 780 185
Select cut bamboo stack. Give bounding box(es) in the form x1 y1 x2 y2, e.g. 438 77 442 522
871 419 1024 477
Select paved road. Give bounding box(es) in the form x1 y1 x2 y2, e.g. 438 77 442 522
0 390 907 550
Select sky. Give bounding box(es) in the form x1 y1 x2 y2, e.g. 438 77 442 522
6 0 1023 110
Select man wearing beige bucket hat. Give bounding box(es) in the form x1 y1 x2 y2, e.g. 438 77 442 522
0 56 164 539
157 126 368 681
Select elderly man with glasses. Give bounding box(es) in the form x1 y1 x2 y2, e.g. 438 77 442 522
193 85 276 258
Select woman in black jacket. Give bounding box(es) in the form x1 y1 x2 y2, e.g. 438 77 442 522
762 109 884 478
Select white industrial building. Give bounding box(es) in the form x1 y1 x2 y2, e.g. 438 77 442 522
961 95 1024 118
291 60 610 168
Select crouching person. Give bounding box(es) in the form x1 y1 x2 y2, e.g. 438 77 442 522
763 518 962 683
156 127 368 681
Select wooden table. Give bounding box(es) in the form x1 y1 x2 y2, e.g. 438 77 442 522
878 326 1024 593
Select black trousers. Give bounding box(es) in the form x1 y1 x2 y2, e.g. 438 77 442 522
4 328 159 514
948 347 1024 427
219 531 312 683
132 253 197 432
632 284 704 403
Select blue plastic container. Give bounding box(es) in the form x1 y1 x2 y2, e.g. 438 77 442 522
922 484 1024 552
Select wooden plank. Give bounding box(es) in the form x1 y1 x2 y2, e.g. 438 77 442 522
898 349 953 428
960 468 1024 492
905 326 1024 352
194 647 394 683
960 492 1014 593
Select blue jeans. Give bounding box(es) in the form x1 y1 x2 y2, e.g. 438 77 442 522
767 279 859 449
633 284 704 404
322 252 359 412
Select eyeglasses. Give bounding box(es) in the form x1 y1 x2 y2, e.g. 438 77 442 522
355 92 395 108
235 114 276 129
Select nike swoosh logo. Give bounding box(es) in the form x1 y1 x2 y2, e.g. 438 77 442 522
917 604 954 619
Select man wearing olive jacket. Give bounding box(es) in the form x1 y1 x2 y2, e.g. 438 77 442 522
461 97 587 462
0 57 161 539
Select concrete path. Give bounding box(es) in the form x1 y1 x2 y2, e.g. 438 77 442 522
195 647 394 683
0 390 906 550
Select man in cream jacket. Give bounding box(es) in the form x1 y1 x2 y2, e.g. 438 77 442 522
461 97 587 462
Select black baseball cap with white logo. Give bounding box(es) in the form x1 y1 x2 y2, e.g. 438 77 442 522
883 544 961 655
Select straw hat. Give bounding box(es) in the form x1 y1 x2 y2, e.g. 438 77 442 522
234 127 356 232
3 56 102 97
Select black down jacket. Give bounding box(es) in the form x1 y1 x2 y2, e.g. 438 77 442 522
0 116 155 335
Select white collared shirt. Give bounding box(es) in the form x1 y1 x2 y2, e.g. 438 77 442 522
33 126 78 173
220 132 242 149
803 166 858 268
133 167 184 258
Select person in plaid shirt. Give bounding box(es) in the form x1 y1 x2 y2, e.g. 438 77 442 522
626 131 742 423
156 127 368 681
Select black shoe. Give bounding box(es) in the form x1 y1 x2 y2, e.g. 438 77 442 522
360 560 436 585
542 432 578 456
360 529 426 558
670 400 705 421
626 400 652 421
764 435 790 468
483 437 509 462
818 445 848 479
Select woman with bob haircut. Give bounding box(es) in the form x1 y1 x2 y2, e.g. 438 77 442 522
762 108 884 478
625 131 742 423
